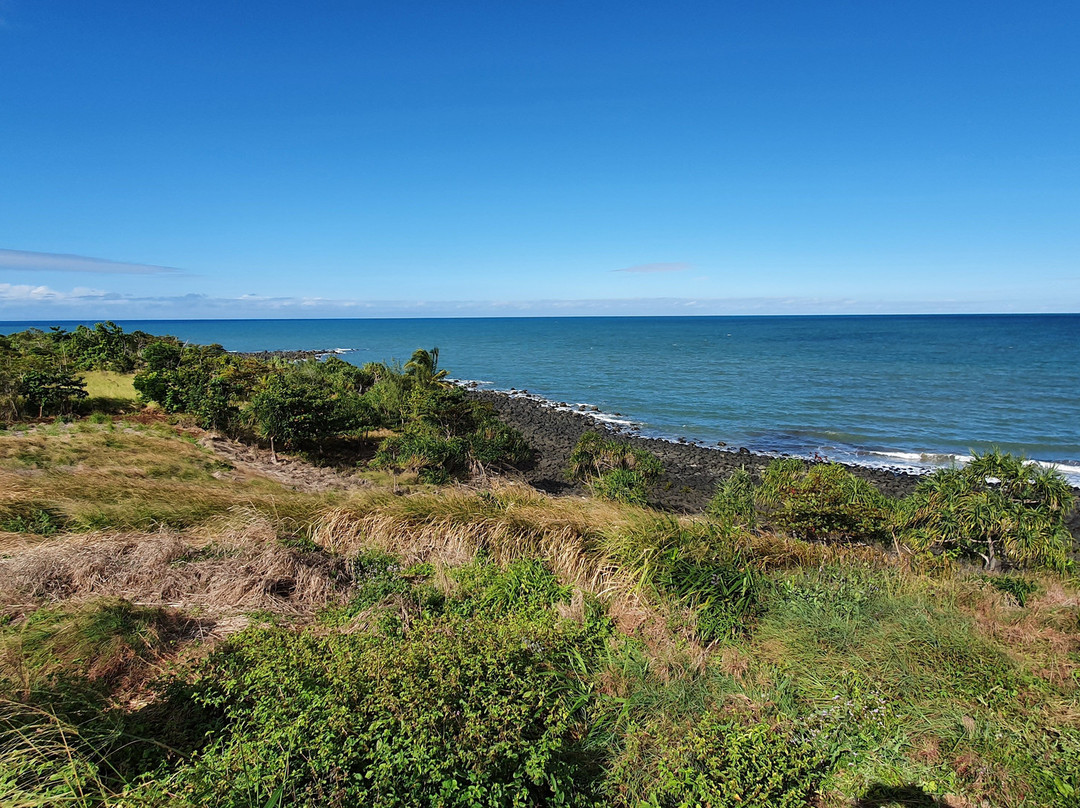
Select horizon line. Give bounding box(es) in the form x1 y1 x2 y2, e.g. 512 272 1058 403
3 310 1079 325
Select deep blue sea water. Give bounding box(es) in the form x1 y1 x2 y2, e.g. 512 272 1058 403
4 315 1079 484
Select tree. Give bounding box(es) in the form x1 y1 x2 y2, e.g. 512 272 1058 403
246 373 343 461
68 321 137 372
17 366 88 418
403 347 449 387
897 450 1075 570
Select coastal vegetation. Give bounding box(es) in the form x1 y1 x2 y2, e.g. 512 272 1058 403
1 323 1078 807
567 431 665 505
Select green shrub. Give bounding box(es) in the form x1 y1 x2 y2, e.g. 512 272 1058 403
246 372 346 454
450 557 572 616
590 468 650 505
609 713 827 807
372 393 530 483
320 550 444 631
655 558 760 642
0 503 67 535
164 613 603 807
985 574 1041 607
568 432 663 504
897 450 1075 570
757 459 893 543
706 468 757 527
373 429 464 483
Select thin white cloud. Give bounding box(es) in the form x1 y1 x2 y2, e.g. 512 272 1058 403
0 283 108 302
613 262 691 274
0 248 185 275
3 285 1074 320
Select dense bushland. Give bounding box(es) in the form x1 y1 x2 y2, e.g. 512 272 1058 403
1 325 532 481
0 322 157 418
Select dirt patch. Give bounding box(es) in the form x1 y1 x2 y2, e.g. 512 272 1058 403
199 433 370 493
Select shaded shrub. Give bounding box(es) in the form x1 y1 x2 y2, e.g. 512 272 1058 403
757 459 894 543
1 599 184 690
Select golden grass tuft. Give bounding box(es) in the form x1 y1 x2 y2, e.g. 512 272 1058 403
962 576 1080 689
315 482 634 591
0 424 338 536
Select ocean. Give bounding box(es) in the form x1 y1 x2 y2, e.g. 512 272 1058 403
4 314 1079 484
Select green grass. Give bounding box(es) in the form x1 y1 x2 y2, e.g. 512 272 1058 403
80 371 137 401
0 422 336 533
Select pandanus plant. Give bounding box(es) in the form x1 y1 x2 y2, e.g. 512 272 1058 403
897 450 1074 571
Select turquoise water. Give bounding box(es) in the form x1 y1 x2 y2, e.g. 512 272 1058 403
5 315 1079 483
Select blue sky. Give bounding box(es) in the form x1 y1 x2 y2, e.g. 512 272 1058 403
1 1 1078 319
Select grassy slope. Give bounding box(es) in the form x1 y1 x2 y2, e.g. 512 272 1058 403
80 371 138 401
1 423 1077 807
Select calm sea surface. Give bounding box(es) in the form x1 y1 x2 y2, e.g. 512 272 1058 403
5 315 1079 483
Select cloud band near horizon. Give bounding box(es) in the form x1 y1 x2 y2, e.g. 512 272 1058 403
0 282 1063 320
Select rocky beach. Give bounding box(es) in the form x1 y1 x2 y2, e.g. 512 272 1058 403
471 389 1080 542
470 389 922 511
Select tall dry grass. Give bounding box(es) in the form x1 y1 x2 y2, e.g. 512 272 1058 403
313 481 897 631
0 513 351 616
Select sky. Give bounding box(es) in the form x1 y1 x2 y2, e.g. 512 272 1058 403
1 0 1078 319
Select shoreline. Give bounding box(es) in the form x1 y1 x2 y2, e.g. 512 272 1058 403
462 383 1080 487
469 389 923 507
467 389 1080 541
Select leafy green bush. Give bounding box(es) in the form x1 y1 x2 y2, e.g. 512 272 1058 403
896 450 1075 570
320 550 444 631
655 557 760 642
17 366 88 419
757 459 894 543
246 371 346 455
609 713 827 807
590 468 651 505
372 430 464 483
162 612 602 807
0 503 67 535
373 386 530 482
985 573 1041 607
450 557 573 616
